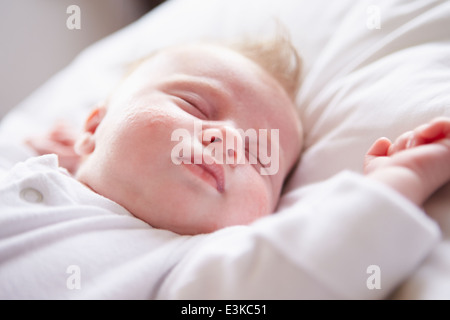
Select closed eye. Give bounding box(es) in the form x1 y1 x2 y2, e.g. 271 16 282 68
175 96 208 119
245 149 268 170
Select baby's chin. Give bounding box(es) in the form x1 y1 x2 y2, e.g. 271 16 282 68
135 203 272 236
141 217 224 236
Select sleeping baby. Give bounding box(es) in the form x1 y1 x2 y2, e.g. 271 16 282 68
26 37 303 235
25 37 450 236
1 35 449 300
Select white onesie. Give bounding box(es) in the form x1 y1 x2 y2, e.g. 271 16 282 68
0 144 440 299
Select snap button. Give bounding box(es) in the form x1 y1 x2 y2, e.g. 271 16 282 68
20 187 44 204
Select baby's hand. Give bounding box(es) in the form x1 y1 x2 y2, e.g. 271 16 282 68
364 117 450 206
25 120 81 174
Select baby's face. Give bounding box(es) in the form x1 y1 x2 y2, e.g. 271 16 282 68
76 44 302 235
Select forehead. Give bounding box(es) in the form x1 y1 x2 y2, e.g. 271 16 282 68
134 45 299 122
136 44 277 103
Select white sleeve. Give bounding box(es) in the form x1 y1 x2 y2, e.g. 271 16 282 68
156 171 441 299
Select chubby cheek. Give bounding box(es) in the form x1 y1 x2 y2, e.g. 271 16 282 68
91 108 184 196
111 109 179 163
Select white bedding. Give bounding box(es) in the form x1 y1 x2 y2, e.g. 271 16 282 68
1 0 450 299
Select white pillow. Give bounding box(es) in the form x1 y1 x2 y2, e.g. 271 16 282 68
1 0 449 299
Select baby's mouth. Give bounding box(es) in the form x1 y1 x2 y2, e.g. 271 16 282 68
181 154 225 193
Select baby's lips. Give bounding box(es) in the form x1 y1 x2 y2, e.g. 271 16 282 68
199 153 225 192
198 162 225 193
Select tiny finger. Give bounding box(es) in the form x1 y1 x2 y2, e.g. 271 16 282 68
417 118 450 142
367 137 392 157
388 131 413 155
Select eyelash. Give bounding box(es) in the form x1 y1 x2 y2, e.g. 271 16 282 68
244 149 268 170
176 96 208 119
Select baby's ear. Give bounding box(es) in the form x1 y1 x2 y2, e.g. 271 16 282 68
84 105 107 134
74 105 107 156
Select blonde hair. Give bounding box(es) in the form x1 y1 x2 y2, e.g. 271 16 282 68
225 35 302 102
125 34 302 103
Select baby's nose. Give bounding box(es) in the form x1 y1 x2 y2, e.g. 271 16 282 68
201 126 242 167
201 128 223 145
201 128 224 145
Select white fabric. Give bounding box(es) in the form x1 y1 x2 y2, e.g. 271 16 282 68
0 154 439 299
0 154 203 299
1 0 450 299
